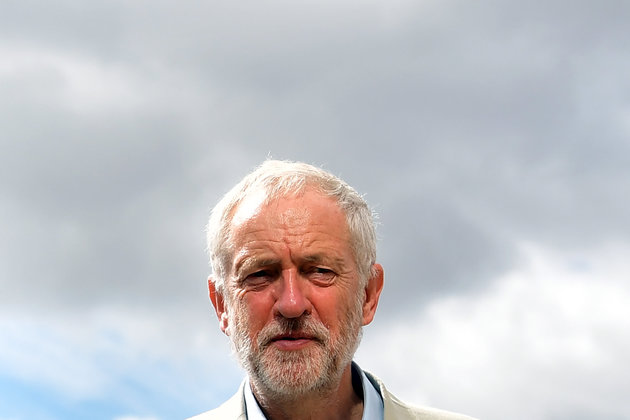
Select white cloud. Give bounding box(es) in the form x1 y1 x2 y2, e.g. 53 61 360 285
0 316 111 398
357 242 630 420
0 305 240 407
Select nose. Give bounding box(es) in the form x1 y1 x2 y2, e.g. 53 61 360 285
274 268 310 319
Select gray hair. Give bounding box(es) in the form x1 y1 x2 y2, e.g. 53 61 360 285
206 160 377 295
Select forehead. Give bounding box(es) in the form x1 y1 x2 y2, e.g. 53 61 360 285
228 189 349 244
233 187 342 223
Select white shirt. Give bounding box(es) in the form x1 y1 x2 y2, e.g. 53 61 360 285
244 363 384 420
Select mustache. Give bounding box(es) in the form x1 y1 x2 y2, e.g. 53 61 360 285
257 316 329 349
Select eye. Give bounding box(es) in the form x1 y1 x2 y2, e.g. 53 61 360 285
250 270 270 277
242 270 274 287
305 267 336 284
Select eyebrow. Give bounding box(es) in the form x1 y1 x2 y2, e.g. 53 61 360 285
301 254 347 271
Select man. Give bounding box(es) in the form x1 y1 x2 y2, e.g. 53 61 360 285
190 160 477 420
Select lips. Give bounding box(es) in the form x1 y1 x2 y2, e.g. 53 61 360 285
256 317 329 351
268 333 318 350
271 333 313 342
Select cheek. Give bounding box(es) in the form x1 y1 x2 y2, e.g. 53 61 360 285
237 293 275 331
310 290 342 329
321 290 362 334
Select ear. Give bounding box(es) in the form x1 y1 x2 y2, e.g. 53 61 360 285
361 263 384 326
208 276 230 335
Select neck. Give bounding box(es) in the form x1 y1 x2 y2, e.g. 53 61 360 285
250 364 364 420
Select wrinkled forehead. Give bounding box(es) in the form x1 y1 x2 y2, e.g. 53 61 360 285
230 185 334 226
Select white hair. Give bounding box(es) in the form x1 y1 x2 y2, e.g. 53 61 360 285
206 160 377 294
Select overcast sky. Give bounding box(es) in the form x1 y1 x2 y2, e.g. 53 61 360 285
1 1 629 419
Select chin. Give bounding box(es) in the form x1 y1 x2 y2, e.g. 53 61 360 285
252 346 342 397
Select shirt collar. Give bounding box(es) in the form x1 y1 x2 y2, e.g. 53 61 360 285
356 362 385 420
244 376 267 420
243 362 384 420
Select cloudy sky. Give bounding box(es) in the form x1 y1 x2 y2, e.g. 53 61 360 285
1 1 629 419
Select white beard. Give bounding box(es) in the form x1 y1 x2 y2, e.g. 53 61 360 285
228 299 363 398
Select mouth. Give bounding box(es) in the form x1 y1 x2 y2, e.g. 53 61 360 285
269 333 318 350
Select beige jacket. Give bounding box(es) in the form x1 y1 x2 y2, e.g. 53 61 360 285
187 370 477 420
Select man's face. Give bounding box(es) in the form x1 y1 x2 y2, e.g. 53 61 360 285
222 189 365 397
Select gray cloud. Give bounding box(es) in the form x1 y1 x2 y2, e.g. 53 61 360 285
1 0 628 312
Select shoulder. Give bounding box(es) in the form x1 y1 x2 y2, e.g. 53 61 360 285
385 393 478 420
186 382 247 420
363 370 479 420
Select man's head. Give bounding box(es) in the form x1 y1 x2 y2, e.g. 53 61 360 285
206 160 384 398
207 160 378 294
